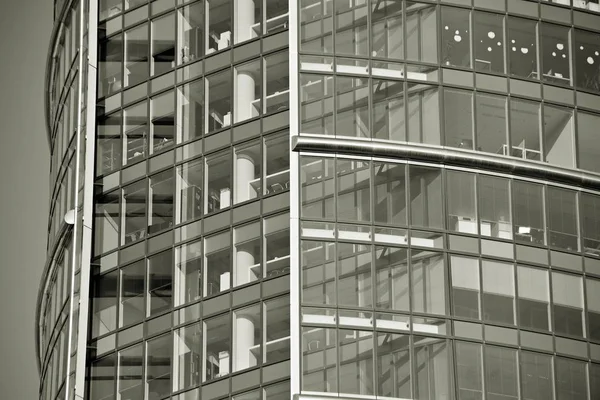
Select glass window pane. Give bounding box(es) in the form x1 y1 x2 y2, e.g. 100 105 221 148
300 73 334 135
204 230 231 296
476 93 507 155
95 190 120 255
479 175 511 239
555 357 587 400
175 239 202 307
374 162 406 225
302 240 336 306
376 331 410 397
338 242 372 308
339 329 373 396
234 60 261 123
455 341 483 400
413 336 450 399
474 11 505 73
411 250 446 316
265 133 289 195
207 0 232 54
300 0 333 54
444 88 473 150
265 0 288 35
151 90 175 153
336 76 370 138
517 266 550 331
149 170 174 234
406 1 437 63
577 111 600 173
147 250 172 316
265 380 290 400
409 165 443 229
178 79 204 143
451 255 480 319
90 354 116 400
510 98 541 161
97 111 122 175
507 17 537 79
233 304 260 372
552 272 584 337
124 101 148 165
547 187 578 251
152 13 175 76
335 0 368 57
336 158 370 222
265 296 290 363
234 140 261 203
234 0 260 44
119 344 143 399
265 51 290 114
146 334 172 398
125 23 149 87
543 105 574 168
234 221 261 286
264 212 290 278
581 192 600 257
372 79 405 141
586 278 600 341
123 180 147 244
540 23 571 85
91 270 118 338
98 34 123 98
302 327 337 392
485 346 517 400
120 260 145 327
482 261 514 325
407 83 440 145
205 150 232 213
575 29 600 93
520 351 553 400
204 313 231 381
591 363 600 400
173 322 201 392
441 7 471 68
177 2 204 64
206 69 232 133
301 156 334 219
177 159 202 224
447 171 477 234
371 0 403 60
512 181 545 245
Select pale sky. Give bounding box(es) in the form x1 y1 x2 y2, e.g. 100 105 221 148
0 0 52 397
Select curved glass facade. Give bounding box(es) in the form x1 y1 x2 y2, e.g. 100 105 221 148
293 1 600 400
39 0 600 399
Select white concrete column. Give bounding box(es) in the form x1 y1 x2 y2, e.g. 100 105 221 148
236 247 255 286
236 154 256 203
236 70 256 122
236 0 256 43
234 312 257 371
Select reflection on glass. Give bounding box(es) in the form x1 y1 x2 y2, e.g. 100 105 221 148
540 23 571 85
507 17 537 79
336 76 369 138
205 151 232 213
149 170 174 234
336 158 370 222
441 7 471 68
302 240 336 305
479 175 511 239
265 51 290 113
123 180 147 244
146 334 172 399
409 165 443 229
265 213 290 278
125 23 149 87
302 326 337 392
300 0 333 54
412 250 446 316
178 79 204 143
97 111 122 175
151 91 175 153
575 29 600 92
124 101 148 165
300 73 334 135
512 181 545 245
510 98 540 160
339 329 373 396
335 0 368 57
177 3 204 64
555 358 588 400
517 266 550 331
476 92 507 154
147 250 172 316
265 296 290 363
485 346 518 400
374 163 406 225
444 88 473 149
151 13 175 76
552 272 584 338
372 79 405 141
95 190 120 255
407 83 440 145
265 133 289 196
543 104 573 168
546 187 578 251
173 322 201 392
203 230 231 296
175 239 202 307
447 171 476 234
406 1 437 63
455 341 483 400
206 0 232 54
577 111 600 174
371 0 402 60
474 11 505 73
120 261 145 327
177 159 202 224
206 69 232 133
90 354 116 400
91 270 117 338
581 192 600 257
451 256 480 319
118 344 143 399
203 313 231 381
520 351 553 400
301 156 334 219
482 261 514 325
98 34 123 97
586 278 600 341
234 222 261 286
414 336 450 399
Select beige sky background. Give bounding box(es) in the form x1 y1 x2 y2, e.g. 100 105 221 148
0 0 52 397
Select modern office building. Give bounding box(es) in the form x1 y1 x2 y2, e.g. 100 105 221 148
37 0 600 399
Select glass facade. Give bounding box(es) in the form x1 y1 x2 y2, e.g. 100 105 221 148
39 0 600 400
